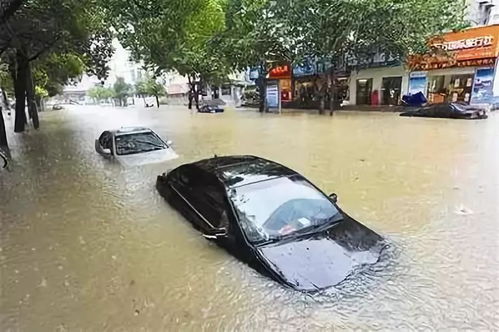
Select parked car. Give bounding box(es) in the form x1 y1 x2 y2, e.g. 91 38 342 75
156 155 385 292
400 102 488 119
199 105 224 113
199 99 225 113
95 127 178 166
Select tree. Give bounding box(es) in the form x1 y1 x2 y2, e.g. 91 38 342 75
215 0 293 112
87 85 113 103
105 0 230 110
0 62 10 149
112 77 131 107
281 0 468 114
135 75 166 108
0 0 113 132
0 0 24 23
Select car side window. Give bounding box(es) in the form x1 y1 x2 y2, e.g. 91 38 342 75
187 172 229 229
439 104 454 116
176 166 200 188
199 184 230 229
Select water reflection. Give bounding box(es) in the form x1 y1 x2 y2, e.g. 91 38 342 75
1 106 498 330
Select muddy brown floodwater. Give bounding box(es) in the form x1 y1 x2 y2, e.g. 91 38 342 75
1 105 498 330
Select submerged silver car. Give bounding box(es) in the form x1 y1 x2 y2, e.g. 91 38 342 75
95 127 178 166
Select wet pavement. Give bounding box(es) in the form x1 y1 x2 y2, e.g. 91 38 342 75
1 105 498 330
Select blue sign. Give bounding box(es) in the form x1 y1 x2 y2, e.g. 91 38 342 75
293 61 315 77
471 67 495 104
409 72 428 96
249 68 259 80
266 84 279 108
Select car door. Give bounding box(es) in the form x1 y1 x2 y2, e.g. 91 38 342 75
434 104 452 118
188 173 230 232
172 166 228 234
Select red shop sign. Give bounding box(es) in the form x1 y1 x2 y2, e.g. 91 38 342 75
269 64 291 79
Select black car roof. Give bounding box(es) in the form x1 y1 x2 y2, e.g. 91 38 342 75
192 155 297 188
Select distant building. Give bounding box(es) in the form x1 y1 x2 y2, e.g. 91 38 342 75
467 0 497 26
64 39 251 107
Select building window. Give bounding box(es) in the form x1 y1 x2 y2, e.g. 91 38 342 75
381 77 402 105
221 85 231 96
356 79 372 105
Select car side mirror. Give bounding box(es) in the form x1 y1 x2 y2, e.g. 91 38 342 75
102 148 112 156
95 139 112 156
202 227 227 240
166 140 173 146
329 193 338 203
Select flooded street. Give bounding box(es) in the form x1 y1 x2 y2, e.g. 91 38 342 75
1 105 498 330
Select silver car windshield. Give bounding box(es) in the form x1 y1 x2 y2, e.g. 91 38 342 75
115 132 166 156
230 176 343 243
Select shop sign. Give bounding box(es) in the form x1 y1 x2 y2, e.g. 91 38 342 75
414 57 496 70
293 61 316 77
266 83 280 109
269 64 291 79
434 36 494 51
249 68 259 80
408 25 499 70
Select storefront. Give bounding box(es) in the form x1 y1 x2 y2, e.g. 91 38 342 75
408 24 499 106
291 59 349 108
349 65 409 106
268 64 293 104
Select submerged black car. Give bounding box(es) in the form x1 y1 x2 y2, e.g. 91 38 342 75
400 102 487 119
156 156 385 292
199 105 224 113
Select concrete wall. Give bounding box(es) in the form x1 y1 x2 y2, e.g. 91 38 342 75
348 65 409 105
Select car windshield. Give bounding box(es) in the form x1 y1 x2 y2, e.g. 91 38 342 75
115 132 166 156
452 103 470 112
230 176 343 244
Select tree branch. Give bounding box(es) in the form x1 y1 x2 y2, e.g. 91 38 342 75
28 34 62 61
0 0 25 25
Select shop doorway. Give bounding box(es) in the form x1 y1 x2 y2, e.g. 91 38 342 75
381 77 402 105
356 78 372 105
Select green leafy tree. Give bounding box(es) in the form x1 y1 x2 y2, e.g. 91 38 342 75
0 0 114 132
135 75 166 108
105 0 230 110
87 85 113 103
113 77 131 107
215 0 293 112
280 0 468 114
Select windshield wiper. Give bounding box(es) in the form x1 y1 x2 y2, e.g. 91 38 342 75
134 140 165 149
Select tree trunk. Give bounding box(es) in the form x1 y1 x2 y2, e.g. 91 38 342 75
187 75 194 110
26 63 39 129
329 61 336 116
14 49 28 133
0 106 8 149
258 61 268 113
1 88 10 109
315 75 326 115
194 84 200 111
155 95 159 108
